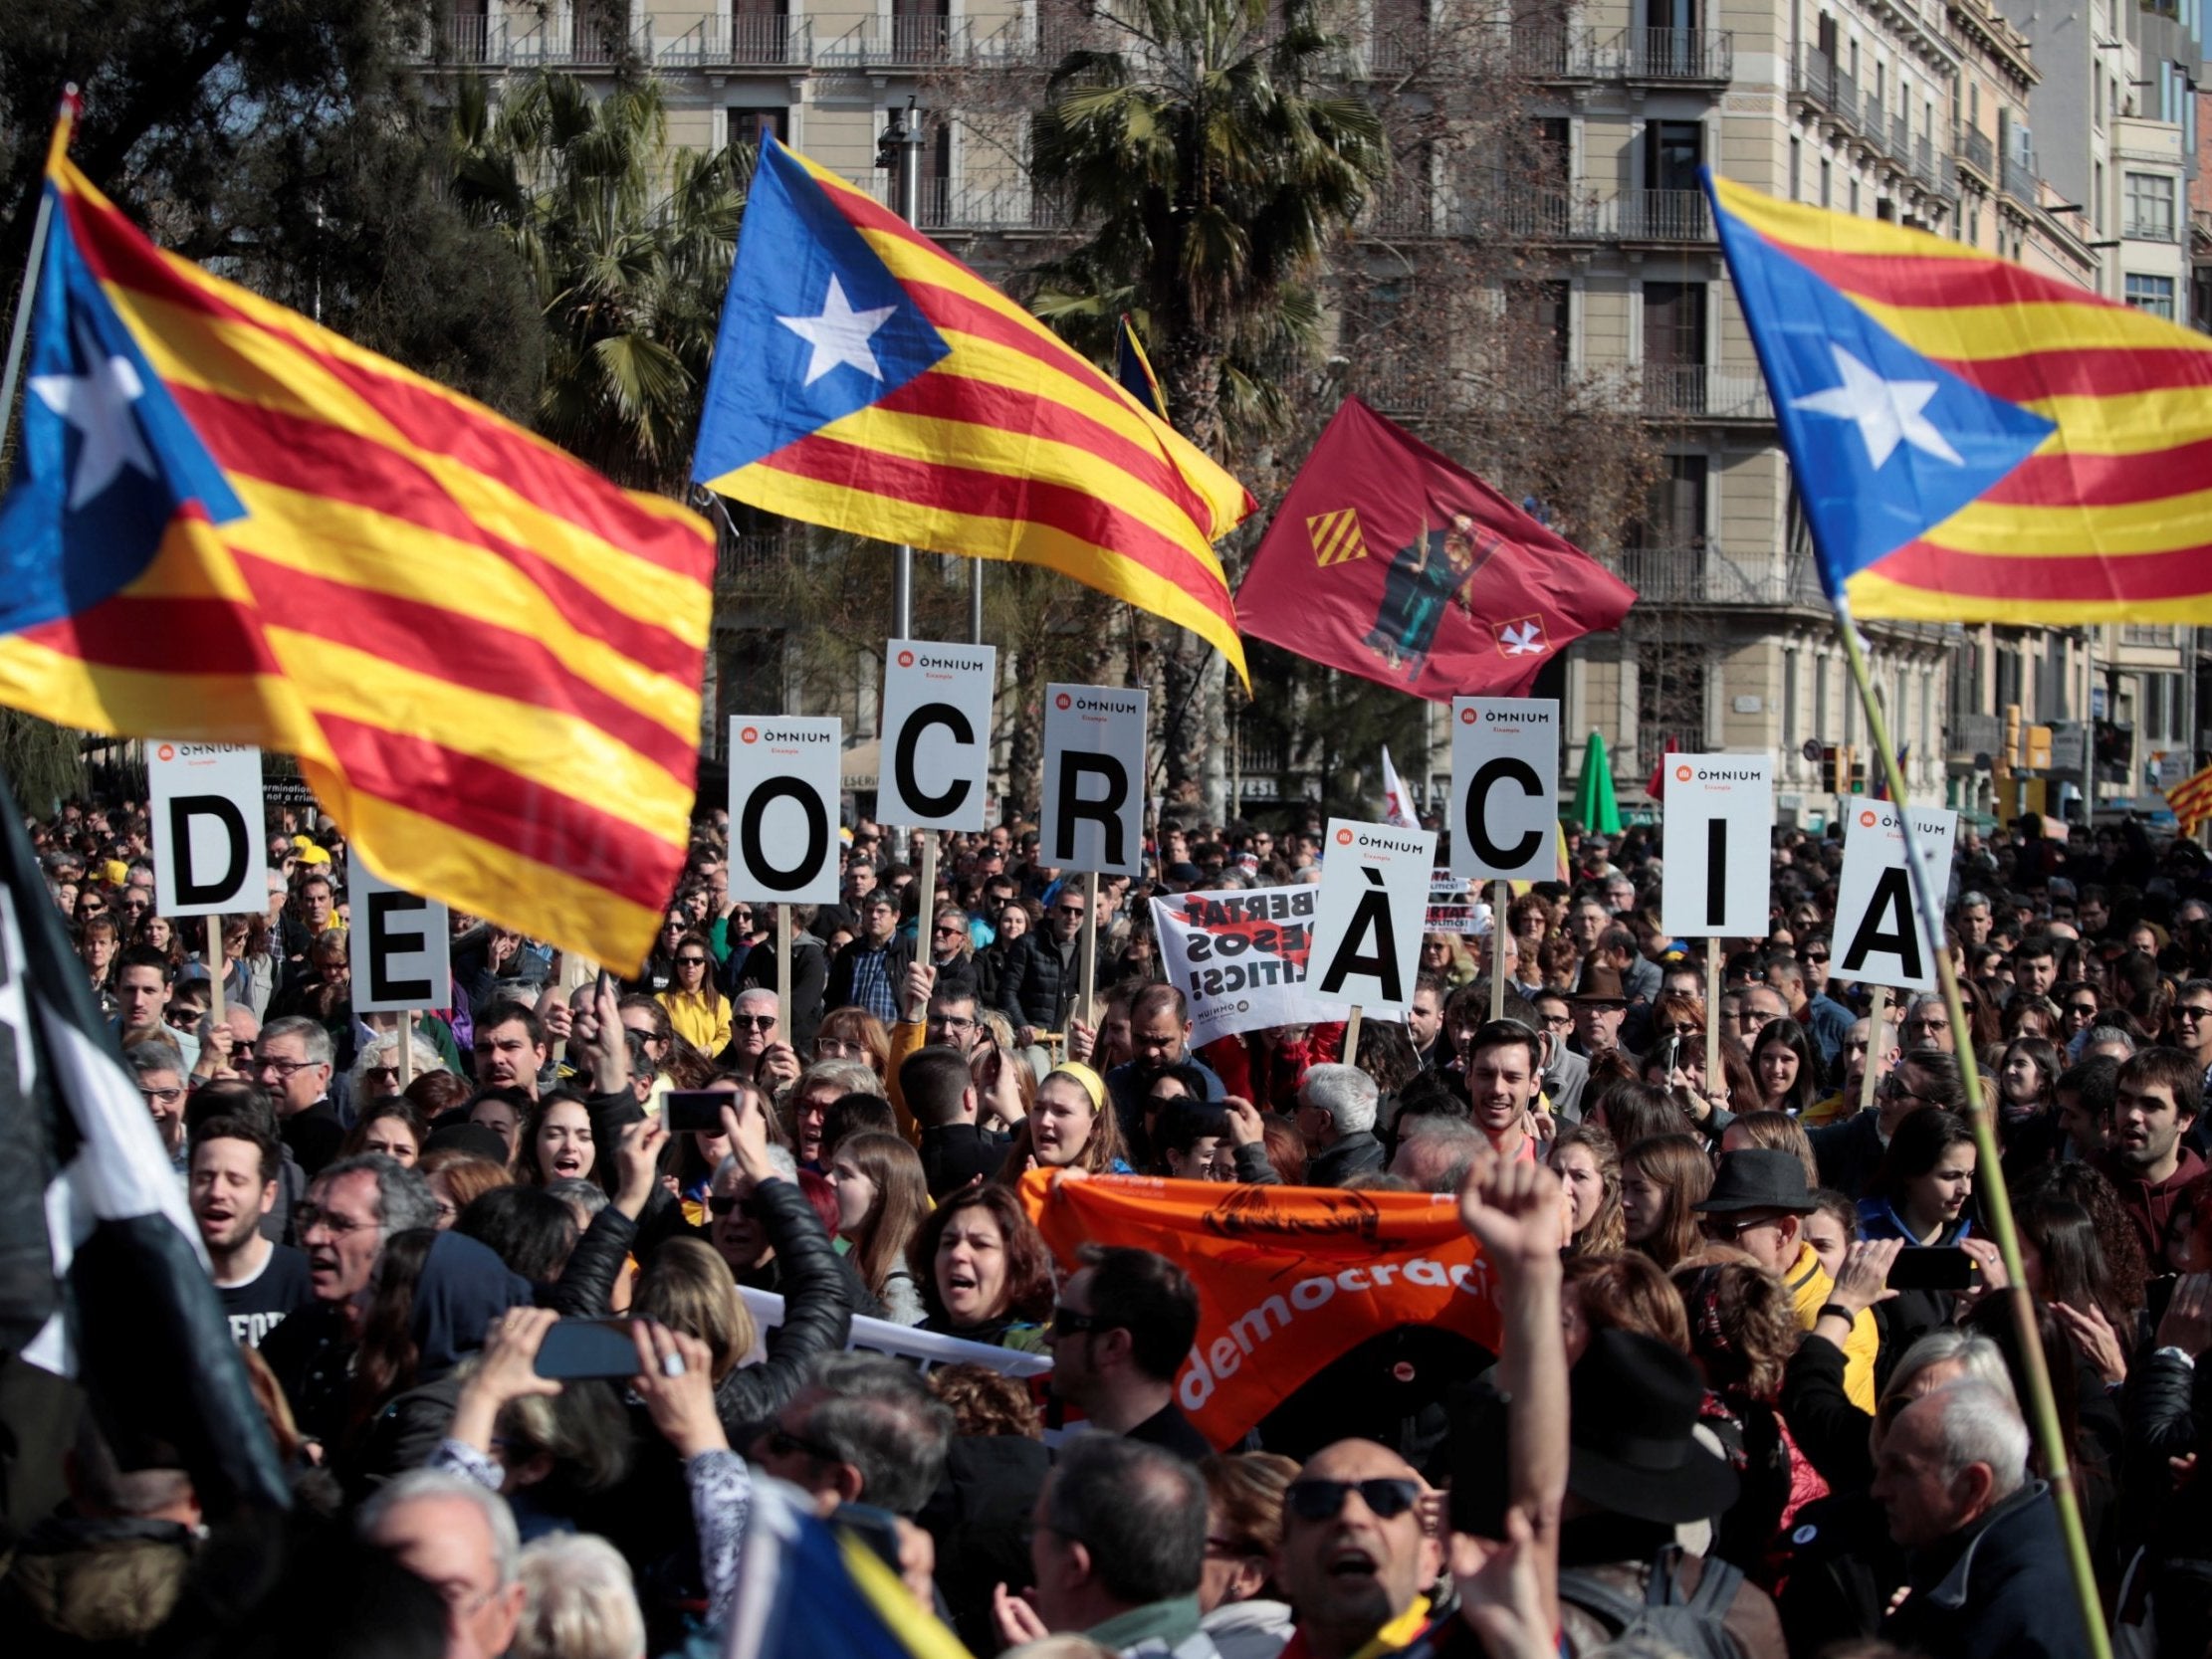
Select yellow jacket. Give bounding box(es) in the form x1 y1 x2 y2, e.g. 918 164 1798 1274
658 987 732 1058
1784 1239 1879 1413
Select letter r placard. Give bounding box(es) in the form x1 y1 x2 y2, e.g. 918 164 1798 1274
1039 683 1147 877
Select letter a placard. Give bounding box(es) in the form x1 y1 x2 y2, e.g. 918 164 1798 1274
1831 798 1958 991
728 716 841 906
1449 698 1559 882
1308 818 1437 1017
1659 755 1772 938
349 855 452 1014
879 639 996 831
1040 685 1147 877
149 742 267 917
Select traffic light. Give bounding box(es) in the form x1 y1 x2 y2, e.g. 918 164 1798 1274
1830 742 1855 794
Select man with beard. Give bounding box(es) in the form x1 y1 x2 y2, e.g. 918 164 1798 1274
469 999 550 1101
1103 984 1222 1148
189 1115 313 1348
1464 1019 1544 1167
260 1152 439 1446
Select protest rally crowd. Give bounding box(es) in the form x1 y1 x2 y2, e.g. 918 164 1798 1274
11 793 2212 1659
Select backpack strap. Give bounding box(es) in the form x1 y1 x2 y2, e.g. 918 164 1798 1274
1672 1546 1745 1618
1557 1567 1647 1634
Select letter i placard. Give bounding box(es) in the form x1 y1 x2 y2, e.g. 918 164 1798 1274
148 741 268 916
1658 755 1772 939
1039 684 1147 878
1831 799 1958 991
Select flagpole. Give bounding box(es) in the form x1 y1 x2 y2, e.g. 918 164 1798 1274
1833 596 2109 1659
0 90 79 452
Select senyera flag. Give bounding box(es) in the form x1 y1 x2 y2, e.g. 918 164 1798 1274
1236 398 1636 703
692 138 1252 685
1021 1169 1502 1448
0 116 713 973
1709 170 2212 623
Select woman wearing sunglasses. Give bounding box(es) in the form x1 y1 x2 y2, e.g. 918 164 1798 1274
656 931 733 1060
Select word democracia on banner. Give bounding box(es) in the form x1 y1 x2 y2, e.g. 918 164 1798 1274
1708 169 2212 624
0 115 713 975
691 137 1252 684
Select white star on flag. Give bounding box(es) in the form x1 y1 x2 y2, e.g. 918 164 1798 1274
29 332 157 512
1789 343 1964 470
777 276 899 386
1499 620 1545 656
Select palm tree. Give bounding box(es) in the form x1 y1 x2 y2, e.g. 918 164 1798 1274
449 74 749 495
1026 0 1387 463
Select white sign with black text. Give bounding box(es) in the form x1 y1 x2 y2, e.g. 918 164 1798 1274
1449 698 1559 883
348 856 453 1014
727 716 842 906
1040 685 1147 878
148 742 267 918
1307 818 1438 1017
1832 798 1959 991
878 640 997 831
1659 755 1773 938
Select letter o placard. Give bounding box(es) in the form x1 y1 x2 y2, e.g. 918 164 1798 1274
728 715 842 906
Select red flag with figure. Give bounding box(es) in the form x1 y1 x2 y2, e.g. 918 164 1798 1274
1236 399 1636 701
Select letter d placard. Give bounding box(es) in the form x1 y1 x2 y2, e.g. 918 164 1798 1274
1659 755 1772 939
1449 698 1558 882
1831 798 1958 991
1307 818 1437 1017
149 742 266 917
1040 684 1147 877
728 716 841 906
879 639 996 831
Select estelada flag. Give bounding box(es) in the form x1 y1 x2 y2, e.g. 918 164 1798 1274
0 113 712 973
1236 398 1636 702
1020 1169 1502 1447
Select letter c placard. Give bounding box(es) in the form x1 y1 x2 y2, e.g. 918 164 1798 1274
728 715 842 906
1449 698 1559 882
879 638 996 831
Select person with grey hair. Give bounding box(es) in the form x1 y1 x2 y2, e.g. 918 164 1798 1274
260 1151 438 1446
1296 1063 1384 1187
360 1468 527 1659
1871 1379 2082 1659
994 1434 1216 1657
1387 1115 1485 1193
513 1532 647 1659
253 1012 342 1176
2079 1024 2139 1065
751 1350 955 1516
123 1039 192 1169
347 1025 448 1109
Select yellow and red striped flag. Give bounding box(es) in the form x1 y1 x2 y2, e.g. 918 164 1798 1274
1710 173 2212 622
2165 760 2212 833
691 139 1252 684
0 121 713 972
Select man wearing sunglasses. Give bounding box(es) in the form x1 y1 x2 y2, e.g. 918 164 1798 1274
1046 1247 1210 1462
1273 1441 1440 1659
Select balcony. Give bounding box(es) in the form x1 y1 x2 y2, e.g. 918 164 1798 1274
1478 185 1709 244
1639 365 1775 421
426 8 641 67
1612 545 1825 607
658 14 814 68
717 530 794 588
1960 126 1996 182
1947 712 2002 761
820 14 969 67
1509 25 1732 82
2001 153 2040 206
2125 213 2177 243
840 176 1070 235
1616 188 1712 242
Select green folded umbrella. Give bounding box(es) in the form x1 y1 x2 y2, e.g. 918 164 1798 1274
1572 730 1622 835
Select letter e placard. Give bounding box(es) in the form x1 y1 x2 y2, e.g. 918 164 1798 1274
349 856 452 1013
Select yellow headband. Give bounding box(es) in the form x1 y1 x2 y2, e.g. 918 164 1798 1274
1045 1061 1106 1114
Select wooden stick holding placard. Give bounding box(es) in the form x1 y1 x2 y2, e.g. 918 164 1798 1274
1858 984 1886 1116
910 832 939 1022
1489 879 1508 1020
205 917 225 1028
775 905 792 1041
1704 946 1721 1107
1343 1003 1364 1066
397 1010 415 1092
1077 871 1100 1029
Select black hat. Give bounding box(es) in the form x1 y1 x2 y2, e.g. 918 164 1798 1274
422 1124 510 1163
1694 1147 1819 1215
1567 1329 1738 1524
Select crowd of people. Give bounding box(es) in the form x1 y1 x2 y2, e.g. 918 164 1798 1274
6 795 2212 1659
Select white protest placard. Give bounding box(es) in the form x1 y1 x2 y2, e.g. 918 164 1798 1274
1450 698 1559 882
1659 755 1772 937
1040 684 1147 877
348 856 452 1014
1151 885 1339 1046
1831 798 1959 991
1307 818 1437 1017
728 716 841 906
879 639 996 831
148 741 266 917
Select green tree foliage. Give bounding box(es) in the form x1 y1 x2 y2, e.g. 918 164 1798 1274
450 73 749 495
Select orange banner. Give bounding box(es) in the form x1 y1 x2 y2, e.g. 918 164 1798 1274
1020 1171 1503 1448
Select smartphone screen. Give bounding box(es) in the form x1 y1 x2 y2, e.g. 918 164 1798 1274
663 1089 730 1137
534 1317 640 1380
1885 1247 1976 1292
